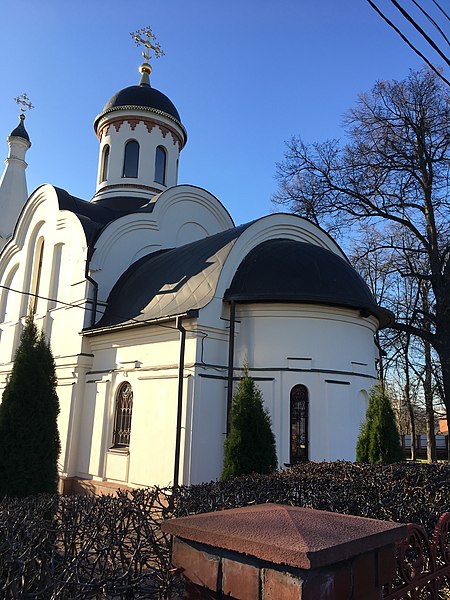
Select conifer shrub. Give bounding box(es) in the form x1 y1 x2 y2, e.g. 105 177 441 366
0 315 61 497
356 384 402 464
221 368 277 480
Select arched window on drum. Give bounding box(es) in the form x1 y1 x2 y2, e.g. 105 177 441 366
100 144 110 183
290 384 309 463
122 140 139 178
154 145 167 185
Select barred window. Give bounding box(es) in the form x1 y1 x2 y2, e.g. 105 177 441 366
290 385 309 463
112 382 133 448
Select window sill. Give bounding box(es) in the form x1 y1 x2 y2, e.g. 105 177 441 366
108 447 130 456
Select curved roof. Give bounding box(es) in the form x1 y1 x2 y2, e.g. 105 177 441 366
224 239 393 327
94 82 182 132
91 231 392 331
93 223 252 329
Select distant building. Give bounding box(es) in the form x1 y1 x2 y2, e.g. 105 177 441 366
0 38 392 492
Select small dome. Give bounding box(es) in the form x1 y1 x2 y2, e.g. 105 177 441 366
224 239 393 327
94 83 182 132
9 116 30 143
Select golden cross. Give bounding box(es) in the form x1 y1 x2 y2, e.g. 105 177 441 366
130 26 164 63
14 93 34 114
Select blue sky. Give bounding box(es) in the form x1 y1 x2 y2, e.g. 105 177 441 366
0 1 447 226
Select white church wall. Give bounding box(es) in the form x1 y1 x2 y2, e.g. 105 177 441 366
234 304 378 375
0 185 90 366
128 375 179 487
75 324 198 486
57 380 79 477
189 374 227 484
231 303 377 465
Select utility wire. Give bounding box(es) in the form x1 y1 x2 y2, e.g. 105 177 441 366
389 0 450 66
431 0 450 23
0 284 207 335
410 0 450 46
366 0 450 87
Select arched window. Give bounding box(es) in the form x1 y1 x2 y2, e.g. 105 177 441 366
30 239 45 314
290 385 309 463
154 145 167 184
100 144 110 182
112 382 133 447
122 140 139 178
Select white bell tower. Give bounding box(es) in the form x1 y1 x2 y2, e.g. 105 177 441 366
0 95 33 250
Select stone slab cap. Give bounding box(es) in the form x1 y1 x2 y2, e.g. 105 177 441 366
162 503 407 570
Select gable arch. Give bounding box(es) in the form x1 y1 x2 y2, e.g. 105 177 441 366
0 263 20 323
214 213 347 303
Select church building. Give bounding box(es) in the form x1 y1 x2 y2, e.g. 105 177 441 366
0 30 392 493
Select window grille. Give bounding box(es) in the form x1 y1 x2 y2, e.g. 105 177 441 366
290 384 309 463
112 382 133 447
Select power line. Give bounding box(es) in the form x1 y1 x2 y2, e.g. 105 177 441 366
389 0 450 67
366 0 450 87
0 285 89 312
0 284 203 335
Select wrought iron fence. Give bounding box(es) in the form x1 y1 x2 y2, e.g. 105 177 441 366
384 513 450 600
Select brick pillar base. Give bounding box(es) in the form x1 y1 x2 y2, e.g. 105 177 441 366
162 504 407 600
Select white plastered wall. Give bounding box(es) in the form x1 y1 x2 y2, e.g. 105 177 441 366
0 184 94 477
75 323 198 487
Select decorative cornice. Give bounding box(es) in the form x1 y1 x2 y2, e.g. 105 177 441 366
98 115 183 149
94 105 187 146
93 183 162 195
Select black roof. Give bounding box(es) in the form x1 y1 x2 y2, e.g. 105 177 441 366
224 239 393 327
9 117 30 142
55 188 156 253
92 231 392 331
93 223 253 329
94 82 182 133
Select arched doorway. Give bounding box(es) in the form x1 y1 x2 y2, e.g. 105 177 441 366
290 384 309 463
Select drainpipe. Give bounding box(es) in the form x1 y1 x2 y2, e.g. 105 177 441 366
85 259 98 328
174 315 186 488
226 300 236 435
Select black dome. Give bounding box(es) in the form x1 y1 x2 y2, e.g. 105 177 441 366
9 117 30 142
224 239 393 327
100 84 181 122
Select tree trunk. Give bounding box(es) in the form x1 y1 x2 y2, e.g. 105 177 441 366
438 351 450 461
424 338 436 462
422 286 436 463
404 335 416 461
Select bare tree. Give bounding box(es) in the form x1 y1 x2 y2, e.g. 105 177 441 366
273 68 450 453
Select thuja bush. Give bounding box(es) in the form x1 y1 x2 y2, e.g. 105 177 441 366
356 385 402 464
221 368 277 480
0 315 61 498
